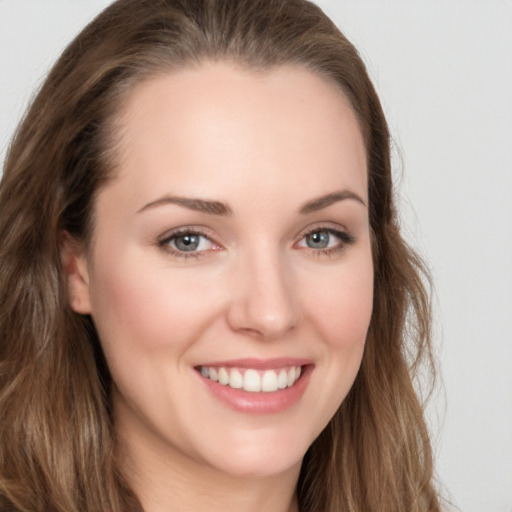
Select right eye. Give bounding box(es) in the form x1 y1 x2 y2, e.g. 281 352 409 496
158 229 218 258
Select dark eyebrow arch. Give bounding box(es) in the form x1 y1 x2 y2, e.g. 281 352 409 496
137 195 233 216
299 190 366 214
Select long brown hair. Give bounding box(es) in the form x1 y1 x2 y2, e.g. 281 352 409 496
0 1 441 510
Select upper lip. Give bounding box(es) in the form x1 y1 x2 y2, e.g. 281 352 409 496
195 357 313 370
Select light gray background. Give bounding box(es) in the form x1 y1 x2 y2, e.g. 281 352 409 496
1 1 511 511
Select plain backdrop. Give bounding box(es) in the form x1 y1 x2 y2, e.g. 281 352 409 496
1 1 511 511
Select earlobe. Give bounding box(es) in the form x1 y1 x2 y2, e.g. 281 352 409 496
59 231 92 314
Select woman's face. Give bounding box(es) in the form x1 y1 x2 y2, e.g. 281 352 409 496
68 62 373 480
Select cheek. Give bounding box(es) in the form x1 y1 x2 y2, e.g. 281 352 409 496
303 255 374 351
292 251 373 439
87 248 221 361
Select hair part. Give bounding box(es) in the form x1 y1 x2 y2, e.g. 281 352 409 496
0 1 441 510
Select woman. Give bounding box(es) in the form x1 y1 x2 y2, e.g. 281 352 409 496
0 0 441 511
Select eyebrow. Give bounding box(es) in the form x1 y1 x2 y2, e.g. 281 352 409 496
137 196 233 216
299 190 366 214
137 189 365 216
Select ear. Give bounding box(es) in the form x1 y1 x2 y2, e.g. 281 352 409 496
59 231 92 314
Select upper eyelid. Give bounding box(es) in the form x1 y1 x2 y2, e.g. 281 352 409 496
158 226 217 244
294 222 350 240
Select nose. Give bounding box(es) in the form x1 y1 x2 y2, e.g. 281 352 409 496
226 249 300 340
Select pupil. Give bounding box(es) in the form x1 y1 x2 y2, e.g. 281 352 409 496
175 234 199 251
307 231 329 248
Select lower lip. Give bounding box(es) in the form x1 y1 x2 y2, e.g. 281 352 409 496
196 365 313 414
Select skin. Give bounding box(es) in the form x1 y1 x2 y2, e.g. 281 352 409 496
64 62 373 512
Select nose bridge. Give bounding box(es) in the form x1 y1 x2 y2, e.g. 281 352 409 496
227 240 299 339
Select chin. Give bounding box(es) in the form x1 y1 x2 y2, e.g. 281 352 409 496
208 451 303 480
196 426 310 479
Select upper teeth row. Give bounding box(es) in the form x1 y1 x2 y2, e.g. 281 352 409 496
200 366 302 393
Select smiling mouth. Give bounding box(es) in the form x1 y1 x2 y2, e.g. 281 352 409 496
197 365 303 393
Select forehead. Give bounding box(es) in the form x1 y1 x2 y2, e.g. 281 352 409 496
103 62 367 211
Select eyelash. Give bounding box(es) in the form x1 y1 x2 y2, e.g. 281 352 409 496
298 227 355 258
157 226 355 260
157 228 216 260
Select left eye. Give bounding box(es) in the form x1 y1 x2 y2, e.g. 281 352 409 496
162 232 214 253
297 229 348 250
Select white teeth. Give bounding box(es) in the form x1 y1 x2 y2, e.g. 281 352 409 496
229 368 243 389
277 369 288 389
243 369 261 392
261 370 278 392
287 367 296 387
218 367 229 385
199 365 303 392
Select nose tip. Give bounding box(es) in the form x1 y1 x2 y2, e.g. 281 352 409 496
226 259 300 340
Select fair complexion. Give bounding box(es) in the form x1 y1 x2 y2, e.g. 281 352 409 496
64 62 373 512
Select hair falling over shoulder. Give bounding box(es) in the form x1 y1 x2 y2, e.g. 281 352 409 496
0 0 442 510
